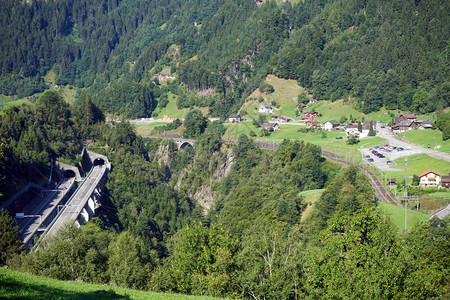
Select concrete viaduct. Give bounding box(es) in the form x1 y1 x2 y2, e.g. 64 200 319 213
143 134 196 150
36 150 110 244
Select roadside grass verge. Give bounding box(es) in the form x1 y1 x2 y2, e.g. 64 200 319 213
398 129 450 153
376 201 430 233
0 268 223 300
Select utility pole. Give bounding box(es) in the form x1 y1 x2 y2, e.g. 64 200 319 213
404 157 408 231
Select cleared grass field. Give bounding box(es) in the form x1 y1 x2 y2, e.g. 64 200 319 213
134 122 171 136
300 189 325 222
1 96 33 111
0 268 224 300
224 122 386 164
309 99 364 123
429 191 450 200
387 154 450 180
152 92 209 119
241 75 305 120
376 201 430 233
399 129 450 153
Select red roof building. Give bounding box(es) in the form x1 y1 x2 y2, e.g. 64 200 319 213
418 170 441 188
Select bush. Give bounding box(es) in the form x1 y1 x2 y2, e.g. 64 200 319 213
347 135 360 145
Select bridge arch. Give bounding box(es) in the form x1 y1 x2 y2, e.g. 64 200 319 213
179 141 194 150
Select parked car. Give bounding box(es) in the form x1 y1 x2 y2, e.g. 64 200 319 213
386 161 394 165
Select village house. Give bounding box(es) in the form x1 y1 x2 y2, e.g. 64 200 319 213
441 174 450 189
400 113 417 122
345 124 359 136
228 114 241 123
418 170 441 188
392 115 407 125
306 120 321 128
259 105 274 114
261 122 279 131
415 119 435 130
392 119 415 132
387 178 397 186
323 120 340 131
361 120 376 136
159 72 176 80
296 103 307 110
278 115 292 123
303 111 319 120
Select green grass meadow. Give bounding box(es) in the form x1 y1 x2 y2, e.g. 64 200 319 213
376 201 430 233
0 268 224 300
224 122 387 164
300 189 325 222
0 96 33 112
387 154 450 181
399 129 450 153
241 74 304 120
152 92 209 119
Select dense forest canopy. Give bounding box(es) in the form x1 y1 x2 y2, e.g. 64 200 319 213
0 0 448 116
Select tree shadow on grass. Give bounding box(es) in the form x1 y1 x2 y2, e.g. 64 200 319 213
0 274 131 299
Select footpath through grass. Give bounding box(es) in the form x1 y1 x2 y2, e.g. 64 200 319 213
0 268 224 300
300 189 325 222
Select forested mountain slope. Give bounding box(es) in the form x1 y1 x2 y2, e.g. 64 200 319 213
1 0 448 117
1 91 449 299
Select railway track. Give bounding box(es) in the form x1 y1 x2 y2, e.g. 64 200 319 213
322 150 400 206
148 135 400 206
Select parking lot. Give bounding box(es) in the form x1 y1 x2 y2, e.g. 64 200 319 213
359 144 420 172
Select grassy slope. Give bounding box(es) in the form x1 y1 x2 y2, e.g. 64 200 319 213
300 189 325 222
44 70 78 105
0 96 33 111
0 268 223 300
225 121 386 162
399 129 450 153
152 92 209 119
376 201 430 233
387 153 450 180
241 74 305 120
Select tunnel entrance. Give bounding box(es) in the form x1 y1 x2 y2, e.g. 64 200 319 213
93 158 105 166
63 170 76 178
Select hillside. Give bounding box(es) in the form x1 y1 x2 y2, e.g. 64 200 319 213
0 0 448 118
1 1 450 299
0 268 222 300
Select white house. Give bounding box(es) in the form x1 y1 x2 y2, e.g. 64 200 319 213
323 120 340 131
418 170 441 188
345 125 359 136
261 122 279 131
259 105 273 114
228 114 241 123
